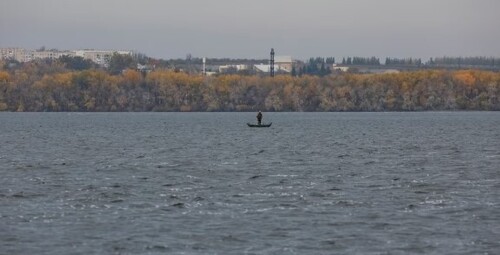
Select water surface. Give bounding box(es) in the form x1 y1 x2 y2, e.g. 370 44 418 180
1 112 499 254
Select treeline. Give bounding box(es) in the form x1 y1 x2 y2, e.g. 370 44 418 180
338 56 500 69
0 59 499 111
342 57 381 66
385 58 423 67
296 57 335 76
428 57 500 68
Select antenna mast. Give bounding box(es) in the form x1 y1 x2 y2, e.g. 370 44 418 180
270 48 275 77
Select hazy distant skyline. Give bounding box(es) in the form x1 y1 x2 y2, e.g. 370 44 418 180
1 0 499 60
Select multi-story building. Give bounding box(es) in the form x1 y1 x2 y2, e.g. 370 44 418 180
74 50 132 66
0 47 132 66
32 50 75 60
0 48 32 62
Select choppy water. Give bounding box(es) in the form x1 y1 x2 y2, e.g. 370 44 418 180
0 112 499 254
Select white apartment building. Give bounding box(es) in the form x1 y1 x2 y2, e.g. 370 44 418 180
74 50 132 66
0 47 132 66
1 48 33 62
32 50 75 60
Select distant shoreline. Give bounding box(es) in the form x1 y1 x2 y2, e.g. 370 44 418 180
0 64 498 112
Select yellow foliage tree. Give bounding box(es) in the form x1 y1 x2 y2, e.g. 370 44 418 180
454 71 476 86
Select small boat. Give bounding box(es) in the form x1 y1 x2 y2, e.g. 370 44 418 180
247 123 272 128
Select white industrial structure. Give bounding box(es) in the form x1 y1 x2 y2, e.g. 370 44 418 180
254 56 294 73
219 64 249 73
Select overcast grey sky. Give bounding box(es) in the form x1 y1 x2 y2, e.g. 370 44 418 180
1 0 499 60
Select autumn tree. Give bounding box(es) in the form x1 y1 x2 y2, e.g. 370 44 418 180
58 55 95 71
108 53 136 75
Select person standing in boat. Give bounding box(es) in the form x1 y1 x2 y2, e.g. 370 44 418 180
256 111 263 125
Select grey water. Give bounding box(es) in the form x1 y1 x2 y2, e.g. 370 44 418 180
0 112 499 255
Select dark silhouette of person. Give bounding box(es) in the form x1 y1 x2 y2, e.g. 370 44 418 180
256 111 263 125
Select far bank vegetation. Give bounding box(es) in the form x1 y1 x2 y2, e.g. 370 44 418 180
0 59 498 112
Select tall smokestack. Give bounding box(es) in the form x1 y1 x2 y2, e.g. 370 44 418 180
202 57 206 76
